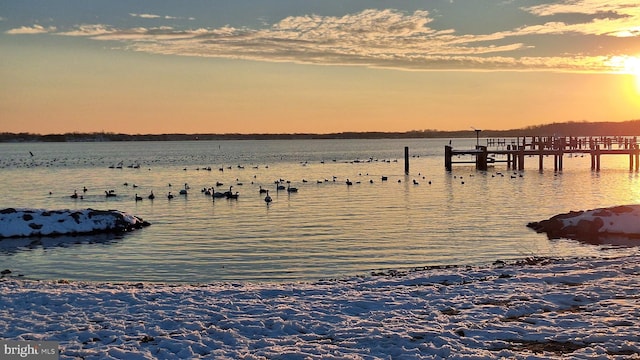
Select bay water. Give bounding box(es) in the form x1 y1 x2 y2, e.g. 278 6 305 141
1 138 639 282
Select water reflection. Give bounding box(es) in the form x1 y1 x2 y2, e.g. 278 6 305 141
569 235 640 249
0 233 124 255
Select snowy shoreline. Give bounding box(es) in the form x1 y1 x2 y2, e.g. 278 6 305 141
0 208 150 238
527 204 640 240
3 254 640 359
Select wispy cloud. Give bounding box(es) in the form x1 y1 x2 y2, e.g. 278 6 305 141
130 13 186 20
57 24 115 37
6 24 56 34
6 4 640 73
522 0 640 37
130 13 162 19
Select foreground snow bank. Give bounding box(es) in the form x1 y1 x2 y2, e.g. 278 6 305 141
0 208 150 238
527 204 640 240
3 255 640 359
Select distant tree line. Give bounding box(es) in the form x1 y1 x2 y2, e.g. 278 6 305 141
1 120 639 142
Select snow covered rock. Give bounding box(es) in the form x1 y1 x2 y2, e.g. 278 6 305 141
527 205 640 240
0 208 150 238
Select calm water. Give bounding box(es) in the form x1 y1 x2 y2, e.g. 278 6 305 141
1 138 639 283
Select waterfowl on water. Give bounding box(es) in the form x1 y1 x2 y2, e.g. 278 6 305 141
264 190 272 204
212 188 226 198
167 191 174 199
223 186 239 199
135 194 143 201
148 191 155 200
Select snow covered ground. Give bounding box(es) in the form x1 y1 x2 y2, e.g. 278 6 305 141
0 208 149 238
2 254 640 359
528 205 640 240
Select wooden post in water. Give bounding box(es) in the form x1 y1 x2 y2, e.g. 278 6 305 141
518 145 525 171
404 146 409 175
538 136 544 171
476 146 488 171
631 144 640 172
554 137 564 171
445 145 452 171
559 138 564 171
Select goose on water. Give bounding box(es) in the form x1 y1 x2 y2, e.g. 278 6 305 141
212 188 226 198
264 190 272 203
224 186 239 199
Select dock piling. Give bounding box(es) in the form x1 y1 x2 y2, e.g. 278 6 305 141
404 146 409 175
476 146 488 171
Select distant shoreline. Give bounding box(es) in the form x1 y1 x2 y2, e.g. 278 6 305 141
2 120 639 142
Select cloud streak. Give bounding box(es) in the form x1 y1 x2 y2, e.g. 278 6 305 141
129 13 190 20
6 4 640 73
6 24 56 34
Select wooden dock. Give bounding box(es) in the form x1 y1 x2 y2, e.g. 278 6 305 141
445 136 640 172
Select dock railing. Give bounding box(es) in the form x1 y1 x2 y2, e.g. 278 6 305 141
445 135 640 172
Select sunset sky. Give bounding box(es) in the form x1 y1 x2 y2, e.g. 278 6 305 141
2 0 640 134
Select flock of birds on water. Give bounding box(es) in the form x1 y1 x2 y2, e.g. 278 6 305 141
4 149 526 206
67 176 402 205
61 159 526 206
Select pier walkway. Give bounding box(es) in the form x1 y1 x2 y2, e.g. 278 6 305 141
445 136 640 172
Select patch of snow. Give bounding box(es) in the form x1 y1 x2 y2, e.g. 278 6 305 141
3 255 640 358
0 208 150 238
528 204 640 241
